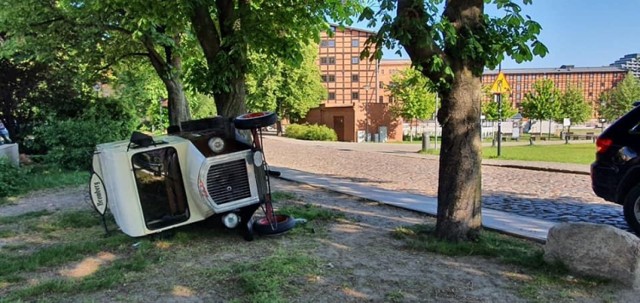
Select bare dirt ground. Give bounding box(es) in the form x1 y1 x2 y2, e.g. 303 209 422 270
1 178 637 302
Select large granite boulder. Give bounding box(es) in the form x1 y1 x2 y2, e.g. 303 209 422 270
544 222 640 288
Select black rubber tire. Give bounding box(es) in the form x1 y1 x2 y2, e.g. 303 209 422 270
623 184 640 235
253 214 296 235
243 217 255 241
234 112 277 130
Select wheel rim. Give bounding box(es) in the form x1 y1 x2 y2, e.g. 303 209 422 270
239 112 269 119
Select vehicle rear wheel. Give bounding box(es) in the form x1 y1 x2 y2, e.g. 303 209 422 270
623 184 640 235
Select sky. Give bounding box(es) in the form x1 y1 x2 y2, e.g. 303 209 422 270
356 0 640 70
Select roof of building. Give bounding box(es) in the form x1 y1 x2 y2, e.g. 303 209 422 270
484 65 625 75
329 24 376 34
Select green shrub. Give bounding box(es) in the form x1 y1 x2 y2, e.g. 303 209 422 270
29 97 138 170
284 123 337 141
0 159 29 198
33 119 133 170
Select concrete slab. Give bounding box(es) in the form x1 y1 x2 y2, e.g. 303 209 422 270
272 166 555 242
0 143 19 167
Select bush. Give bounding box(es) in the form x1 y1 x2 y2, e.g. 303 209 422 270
32 118 134 170
0 159 28 198
27 97 138 170
284 123 337 141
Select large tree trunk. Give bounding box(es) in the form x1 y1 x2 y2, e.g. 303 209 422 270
165 78 190 126
213 77 247 118
143 35 190 126
435 68 483 241
393 0 485 241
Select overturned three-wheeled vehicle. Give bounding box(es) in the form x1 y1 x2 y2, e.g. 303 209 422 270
89 112 294 240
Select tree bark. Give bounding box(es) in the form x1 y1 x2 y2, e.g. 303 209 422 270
189 0 249 118
142 35 190 126
393 0 485 241
435 67 483 241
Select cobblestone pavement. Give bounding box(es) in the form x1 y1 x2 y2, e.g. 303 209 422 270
262 136 631 232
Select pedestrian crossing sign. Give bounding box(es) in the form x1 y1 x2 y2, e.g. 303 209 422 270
490 72 510 94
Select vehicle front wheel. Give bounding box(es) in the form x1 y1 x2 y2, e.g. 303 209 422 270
623 184 640 235
253 214 296 235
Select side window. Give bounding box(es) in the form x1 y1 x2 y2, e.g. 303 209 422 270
132 147 189 230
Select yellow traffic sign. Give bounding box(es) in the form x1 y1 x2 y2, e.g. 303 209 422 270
490 72 511 94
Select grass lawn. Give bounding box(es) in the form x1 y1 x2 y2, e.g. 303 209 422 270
483 143 596 164
421 143 596 165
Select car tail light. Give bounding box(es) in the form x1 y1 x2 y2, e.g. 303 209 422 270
596 137 613 154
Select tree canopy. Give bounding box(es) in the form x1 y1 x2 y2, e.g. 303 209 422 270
554 84 591 130
600 72 640 122
246 43 326 130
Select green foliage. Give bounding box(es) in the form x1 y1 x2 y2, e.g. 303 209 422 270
387 67 437 121
29 97 138 170
278 203 345 221
246 43 326 122
0 158 28 198
232 249 319 303
111 62 168 134
284 124 337 141
188 92 217 119
392 224 556 271
361 0 547 93
601 72 640 121
482 94 518 121
555 85 591 126
521 78 561 121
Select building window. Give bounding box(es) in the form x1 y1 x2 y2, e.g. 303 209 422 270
352 74 359 82
320 57 335 65
321 74 336 82
379 96 384 103
328 92 336 100
351 57 360 64
351 39 359 47
389 96 394 103
352 92 359 100
320 39 335 47
379 81 384 88
588 92 593 97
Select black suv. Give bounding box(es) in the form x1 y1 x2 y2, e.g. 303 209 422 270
591 104 640 234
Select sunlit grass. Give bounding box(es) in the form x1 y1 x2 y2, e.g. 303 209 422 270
420 143 595 164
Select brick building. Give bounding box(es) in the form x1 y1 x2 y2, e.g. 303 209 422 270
304 26 405 142
482 65 626 117
304 26 627 141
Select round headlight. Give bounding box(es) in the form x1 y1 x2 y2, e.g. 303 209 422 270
253 150 264 166
208 137 225 153
222 213 240 229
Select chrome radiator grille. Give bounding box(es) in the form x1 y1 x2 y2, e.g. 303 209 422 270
206 159 252 205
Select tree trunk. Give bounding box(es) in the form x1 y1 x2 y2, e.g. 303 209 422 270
164 78 190 126
142 35 190 126
393 0 485 241
214 77 247 118
435 67 483 241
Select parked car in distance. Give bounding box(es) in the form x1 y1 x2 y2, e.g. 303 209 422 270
591 104 640 234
